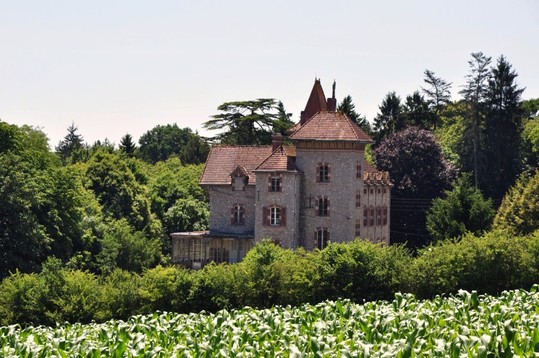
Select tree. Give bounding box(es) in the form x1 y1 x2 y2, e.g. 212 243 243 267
139 124 193 164
482 55 525 199
374 127 457 248
85 151 158 234
119 134 137 157
373 92 404 143
273 101 295 135
56 123 86 164
459 52 492 189
493 169 539 236
426 174 494 241
402 91 435 129
421 70 452 128
338 95 371 134
163 198 209 234
180 133 209 165
203 98 286 145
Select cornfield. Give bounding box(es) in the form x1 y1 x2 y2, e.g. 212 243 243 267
2 287 539 357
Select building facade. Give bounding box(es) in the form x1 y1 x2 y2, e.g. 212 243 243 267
171 80 392 267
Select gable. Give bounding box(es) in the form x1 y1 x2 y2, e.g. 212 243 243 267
200 145 273 185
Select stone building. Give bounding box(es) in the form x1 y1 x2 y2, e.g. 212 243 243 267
171 80 392 267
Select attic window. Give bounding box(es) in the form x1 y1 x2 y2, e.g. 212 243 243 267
232 176 245 191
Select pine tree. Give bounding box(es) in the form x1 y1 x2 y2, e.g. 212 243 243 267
55 123 85 164
119 134 137 157
421 70 452 129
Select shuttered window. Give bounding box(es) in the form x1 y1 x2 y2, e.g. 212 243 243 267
317 196 330 216
317 162 330 183
263 206 286 227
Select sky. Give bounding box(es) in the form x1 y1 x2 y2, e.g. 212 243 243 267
1 0 538 148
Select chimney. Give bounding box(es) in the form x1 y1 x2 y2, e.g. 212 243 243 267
272 132 283 151
326 80 337 112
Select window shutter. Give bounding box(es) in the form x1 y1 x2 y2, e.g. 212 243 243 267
268 174 272 192
281 207 286 226
240 206 245 225
315 196 320 214
316 163 320 183
262 207 269 226
383 206 388 225
370 206 375 226
230 207 235 225
314 230 318 248
327 198 330 216
279 175 283 192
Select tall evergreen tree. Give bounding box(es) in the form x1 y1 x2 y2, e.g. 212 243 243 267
402 91 434 129
373 92 403 143
482 55 525 199
338 95 371 134
421 70 452 128
458 52 492 189
56 123 85 165
119 134 137 157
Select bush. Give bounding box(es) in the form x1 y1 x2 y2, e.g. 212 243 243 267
405 231 539 298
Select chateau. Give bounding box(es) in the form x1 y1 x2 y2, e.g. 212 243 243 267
171 80 392 268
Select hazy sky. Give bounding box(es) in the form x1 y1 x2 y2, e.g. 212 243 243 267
1 0 538 147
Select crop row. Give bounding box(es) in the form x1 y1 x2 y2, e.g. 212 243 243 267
2 287 539 357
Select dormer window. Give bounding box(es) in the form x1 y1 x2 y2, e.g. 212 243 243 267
232 176 245 191
230 165 249 191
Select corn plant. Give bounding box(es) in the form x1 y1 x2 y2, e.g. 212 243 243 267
2 286 539 357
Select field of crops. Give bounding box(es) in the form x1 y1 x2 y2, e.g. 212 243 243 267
2 287 539 357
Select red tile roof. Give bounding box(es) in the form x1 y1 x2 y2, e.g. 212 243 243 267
290 111 373 142
255 145 297 171
200 145 273 185
301 79 328 124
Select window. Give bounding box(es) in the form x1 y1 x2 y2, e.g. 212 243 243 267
382 206 388 225
270 207 281 226
356 161 362 178
376 206 382 226
315 228 330 250
317 163 330 183
356 191 361 207
230 204 245 225
317 196 329 216
269 173 282 192
363 207 368 226
355 219 361 237
364 187 367 194
369 206 375 226
232 176 245 191
263 206 286 226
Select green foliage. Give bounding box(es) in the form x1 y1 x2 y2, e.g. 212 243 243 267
204 98 293 145
404 231 539 298
421 69 452 128
373 91 404 142
163 198 208 233
138 124 194 164
118 133 137 157
338 95 371 133
494 169 539 235
426 174 494 241
96 219 161 274
4 289 539 356
55 123 86 165
85 151 158 234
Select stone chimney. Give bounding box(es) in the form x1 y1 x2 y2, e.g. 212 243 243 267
272 132 283 151
326 80 337 112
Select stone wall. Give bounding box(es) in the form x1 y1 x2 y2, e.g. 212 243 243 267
206 185 256 235
295 148 364 250
254 171 301 249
